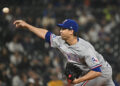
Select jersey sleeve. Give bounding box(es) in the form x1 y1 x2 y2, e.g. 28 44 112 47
84 49 102 71
45 31 61 48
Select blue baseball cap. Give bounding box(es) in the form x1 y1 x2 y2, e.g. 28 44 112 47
57 19 79 32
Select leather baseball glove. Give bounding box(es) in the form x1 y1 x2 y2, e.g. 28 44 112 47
64 62 83 83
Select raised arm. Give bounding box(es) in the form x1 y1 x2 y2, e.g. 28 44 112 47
13 20 48 39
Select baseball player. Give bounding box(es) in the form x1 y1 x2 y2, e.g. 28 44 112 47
13 19 115 86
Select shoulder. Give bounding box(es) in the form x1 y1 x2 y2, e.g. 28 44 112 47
78 38 95 50
50 34 65 46
74 38 95 55
51 34 63 41
76 38 89 50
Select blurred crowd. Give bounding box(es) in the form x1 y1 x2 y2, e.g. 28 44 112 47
0 0 120 86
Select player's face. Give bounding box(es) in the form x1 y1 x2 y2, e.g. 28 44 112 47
60 28 73 40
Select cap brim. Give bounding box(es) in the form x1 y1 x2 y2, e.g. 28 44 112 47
57 24 64 28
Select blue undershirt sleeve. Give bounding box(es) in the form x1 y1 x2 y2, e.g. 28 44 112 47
45 31 52 44
91 66 101 72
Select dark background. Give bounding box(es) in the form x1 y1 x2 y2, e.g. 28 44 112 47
0 0 120 86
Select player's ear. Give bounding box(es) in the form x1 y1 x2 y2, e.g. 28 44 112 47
70 30 74 35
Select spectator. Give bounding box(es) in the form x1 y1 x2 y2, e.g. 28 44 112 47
7 34 24 53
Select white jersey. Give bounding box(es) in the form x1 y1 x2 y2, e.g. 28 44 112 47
50 33 112 78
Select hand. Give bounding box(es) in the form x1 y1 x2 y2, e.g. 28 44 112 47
13 20 28 28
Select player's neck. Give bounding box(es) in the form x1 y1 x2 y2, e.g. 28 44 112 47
66 36 78 45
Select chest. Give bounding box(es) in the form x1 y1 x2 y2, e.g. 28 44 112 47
58 44 84 63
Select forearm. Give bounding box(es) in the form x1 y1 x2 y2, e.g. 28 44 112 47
26 24 48 39
73 71 101 84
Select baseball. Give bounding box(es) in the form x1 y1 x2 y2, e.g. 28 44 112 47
2 7 9 13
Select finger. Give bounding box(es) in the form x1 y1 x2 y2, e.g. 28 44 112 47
15 23 21 28
13 20 19 25
13 20 22 24
15 24 19 28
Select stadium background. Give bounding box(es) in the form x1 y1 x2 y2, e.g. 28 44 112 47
0 0 120 86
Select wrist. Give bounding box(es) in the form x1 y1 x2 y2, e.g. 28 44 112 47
73 78 81 84
25 23 32 29
73 77 86 84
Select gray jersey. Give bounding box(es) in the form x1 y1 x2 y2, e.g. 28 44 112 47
50 33 112 78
